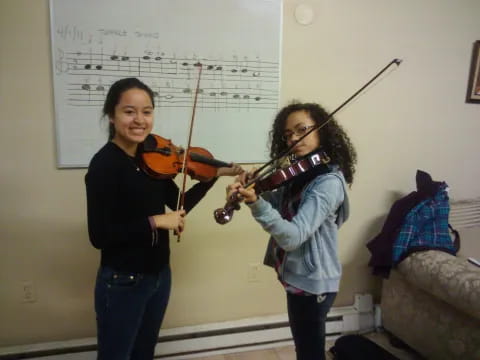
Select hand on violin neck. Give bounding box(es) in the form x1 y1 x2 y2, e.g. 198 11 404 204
238 186 257 204
238 187 258 204
216 163 244 177
235 167 257 186
226 182 257 205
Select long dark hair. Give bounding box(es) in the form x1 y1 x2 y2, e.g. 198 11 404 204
102 78 155 140
269 102 357 185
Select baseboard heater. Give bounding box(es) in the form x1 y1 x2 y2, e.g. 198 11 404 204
0 301 376 359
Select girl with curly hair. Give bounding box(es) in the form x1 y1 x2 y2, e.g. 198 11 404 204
227 101 357 360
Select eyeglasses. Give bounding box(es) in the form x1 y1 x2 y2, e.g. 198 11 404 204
282 125 316 141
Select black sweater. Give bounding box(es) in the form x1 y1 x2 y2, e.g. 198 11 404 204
85 142 217 273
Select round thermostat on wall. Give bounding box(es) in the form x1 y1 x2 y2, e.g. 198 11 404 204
294 3 315 25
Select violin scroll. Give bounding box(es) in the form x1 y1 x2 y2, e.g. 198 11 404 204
213 205 235 225
213 191 244 224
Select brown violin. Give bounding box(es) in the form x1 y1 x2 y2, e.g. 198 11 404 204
140 134 232 182
213 150 331 224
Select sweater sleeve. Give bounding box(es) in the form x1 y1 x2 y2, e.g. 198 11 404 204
248 174 344 251
85 159 152 250
163 177 218 213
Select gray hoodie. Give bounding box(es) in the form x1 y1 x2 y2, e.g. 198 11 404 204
248 166 349 294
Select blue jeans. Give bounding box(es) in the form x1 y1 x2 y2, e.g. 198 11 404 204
95 265 171 360
287 292 337 360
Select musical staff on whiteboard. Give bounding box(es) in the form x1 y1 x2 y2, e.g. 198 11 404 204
58 50 279 110
68 82 277 109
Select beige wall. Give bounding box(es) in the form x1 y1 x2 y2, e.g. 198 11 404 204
1 0 480 347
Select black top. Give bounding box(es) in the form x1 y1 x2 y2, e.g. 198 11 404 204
85 142 217 273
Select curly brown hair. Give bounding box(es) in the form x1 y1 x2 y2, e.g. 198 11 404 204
269 102 357 185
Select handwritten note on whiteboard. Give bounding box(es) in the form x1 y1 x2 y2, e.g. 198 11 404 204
49 0 282 167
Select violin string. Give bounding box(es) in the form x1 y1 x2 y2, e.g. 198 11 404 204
251 58 402 180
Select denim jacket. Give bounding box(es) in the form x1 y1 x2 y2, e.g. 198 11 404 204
248 167 349 294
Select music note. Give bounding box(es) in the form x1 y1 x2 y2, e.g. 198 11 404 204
119 53 130 74
164 54 178 75
84 48 93 70
154 54 165 75
141 54 152 76
80 82 92 104
95 48 104 70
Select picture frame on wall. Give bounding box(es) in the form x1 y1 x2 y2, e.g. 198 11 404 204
466 40 480 103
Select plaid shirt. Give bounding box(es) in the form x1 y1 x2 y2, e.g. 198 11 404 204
392 183 455 263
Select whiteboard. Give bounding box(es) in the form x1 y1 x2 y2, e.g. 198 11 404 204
49 0 282 167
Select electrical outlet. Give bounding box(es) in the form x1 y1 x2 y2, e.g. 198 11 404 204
247 263 261 282
22 281 37 303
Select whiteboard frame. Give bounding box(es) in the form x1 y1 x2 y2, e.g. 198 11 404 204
48 0 283 168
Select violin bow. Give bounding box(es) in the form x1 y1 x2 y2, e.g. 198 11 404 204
215 58 402 225
176 63 203 242
250 58 403 181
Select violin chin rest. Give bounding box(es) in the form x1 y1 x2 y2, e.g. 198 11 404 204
143 134 157 151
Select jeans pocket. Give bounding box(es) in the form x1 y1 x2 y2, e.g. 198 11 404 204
107 271 141 288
